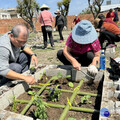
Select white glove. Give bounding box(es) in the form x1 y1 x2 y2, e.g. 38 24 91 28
87 65 98 77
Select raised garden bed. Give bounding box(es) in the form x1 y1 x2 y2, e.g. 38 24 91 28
5 69 103 120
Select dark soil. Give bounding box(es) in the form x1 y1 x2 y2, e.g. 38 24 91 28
6 75 103 120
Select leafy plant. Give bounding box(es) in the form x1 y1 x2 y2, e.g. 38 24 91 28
33 95 48 120
12 96 17 112
29 66 36 74
68 82 74 87
68 117 76 120
27 90 48 119
80 118 86 120
81 95 92 104
28 90 36 96
48 85 62 102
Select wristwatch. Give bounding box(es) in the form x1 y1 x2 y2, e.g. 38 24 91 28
31 53 37 57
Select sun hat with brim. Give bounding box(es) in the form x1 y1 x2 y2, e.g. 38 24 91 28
54 9 61 14
72 20 98 44
40 4 50 10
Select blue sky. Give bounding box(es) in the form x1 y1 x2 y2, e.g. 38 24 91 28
0 0 120 16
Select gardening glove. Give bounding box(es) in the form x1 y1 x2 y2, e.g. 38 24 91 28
87 65 98 77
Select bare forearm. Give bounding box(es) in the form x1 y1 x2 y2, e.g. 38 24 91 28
23 47 34 55
5 70 26 81
91 51 100 66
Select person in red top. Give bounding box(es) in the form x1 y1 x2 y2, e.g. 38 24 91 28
72 15 80 25
106 9 115 20
95 19 120 48
57 20 101 77
98 14 118 28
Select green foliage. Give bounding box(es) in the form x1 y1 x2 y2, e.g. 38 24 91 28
81 95 92 104
28 90 36 96
80 118 86 120
33 95 48 120
68 117 76 120
17 0 40 31
12 96 17 112
81 7 91 14
29 66 36 74
68 82 74 87
47 85 62 102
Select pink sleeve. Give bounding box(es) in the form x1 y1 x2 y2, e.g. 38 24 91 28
65 33 73 48
91 39 101 52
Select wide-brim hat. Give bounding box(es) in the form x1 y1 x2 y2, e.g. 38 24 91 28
94 18 100 29
39 4 50 10
54 9 61 14
72 20 97 44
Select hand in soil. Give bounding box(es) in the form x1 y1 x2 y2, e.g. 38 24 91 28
24 76 36 84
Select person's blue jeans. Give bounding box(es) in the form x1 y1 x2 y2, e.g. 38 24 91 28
0 52 31 85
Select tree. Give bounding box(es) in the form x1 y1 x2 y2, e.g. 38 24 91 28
57 0 71 27
88 0 104 19
17 0 40 32
81 7 91 14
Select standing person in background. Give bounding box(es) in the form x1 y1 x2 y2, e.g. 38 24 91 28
72 15 80 25
38 4 55 49
113 9 119 24
106 9 115 20
54 9 65 43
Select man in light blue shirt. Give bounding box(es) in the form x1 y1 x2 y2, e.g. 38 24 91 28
0 24 38 85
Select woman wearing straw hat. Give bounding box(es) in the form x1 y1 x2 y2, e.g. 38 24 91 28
57 20 101 76
38 4 55 49
54 9 65 43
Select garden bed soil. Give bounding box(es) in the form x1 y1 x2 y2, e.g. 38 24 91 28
6 75 103 120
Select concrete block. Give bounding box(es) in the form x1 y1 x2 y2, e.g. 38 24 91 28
114 90 120 99
115 107 120 114
107 81 113 89
0 82 29 110
115 101 120 108
107 90 114 98
0 110 33 120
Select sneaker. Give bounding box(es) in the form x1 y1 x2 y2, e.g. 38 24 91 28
59 40 64 43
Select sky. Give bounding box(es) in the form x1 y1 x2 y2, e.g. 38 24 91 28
0 0 120 16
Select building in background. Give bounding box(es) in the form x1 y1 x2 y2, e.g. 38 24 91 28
0 7 20 19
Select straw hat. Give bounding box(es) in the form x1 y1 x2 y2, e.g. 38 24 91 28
72 20 97 44
39 4 50 10
94 18 100 29
54 9 61 14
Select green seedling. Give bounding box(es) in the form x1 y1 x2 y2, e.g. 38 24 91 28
48 85 62 102
33 95 48 120
29 66 36 74
81 95 92 104
68 82 74 87
28 90 36 96
12 96 17 112
27 90 48 119
68 117 76 120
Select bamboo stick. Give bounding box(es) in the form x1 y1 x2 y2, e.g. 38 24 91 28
31 85 100 97
16 99 99 113
59 79 84 120
21 78 53 115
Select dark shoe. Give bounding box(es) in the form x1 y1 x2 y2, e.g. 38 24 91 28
42 47 47 49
